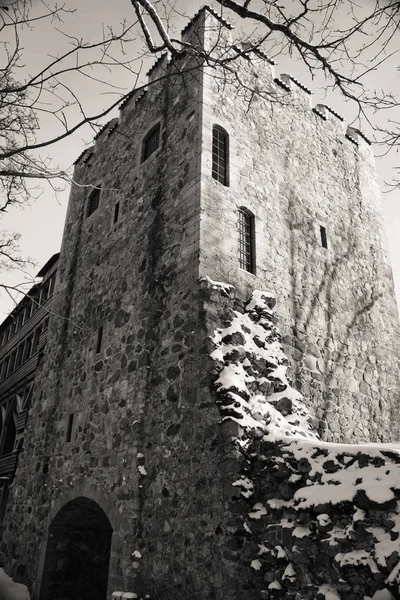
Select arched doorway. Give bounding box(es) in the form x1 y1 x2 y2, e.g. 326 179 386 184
39 497 113 600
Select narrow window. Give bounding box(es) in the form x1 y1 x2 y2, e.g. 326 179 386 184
32 325 42 356
142 123 161 162
2 358 9 380
96 326 103 354
40 280 50 305
7 351 16 376
212 125 229 186
0 483 10 521
66 413 74 443
48 274 56 297
238 208 255 273
113 202 120 224
320 225 328 249
86 187 101 217
29 290 40 317
23 335 33 362
15 345 23 369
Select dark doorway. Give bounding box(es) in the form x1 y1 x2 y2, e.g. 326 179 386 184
39 497 112 600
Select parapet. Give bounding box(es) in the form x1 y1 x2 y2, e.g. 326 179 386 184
180 5 233 41
73 5 373 168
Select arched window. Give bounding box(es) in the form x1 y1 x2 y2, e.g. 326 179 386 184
86 186 101 218
142 123 161 162
212 125 229 186
238 208 255 274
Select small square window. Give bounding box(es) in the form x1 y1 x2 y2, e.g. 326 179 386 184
87 187 100 217
113 202 120 224
320 225 328 249
66 413 74 443
96 326 103 354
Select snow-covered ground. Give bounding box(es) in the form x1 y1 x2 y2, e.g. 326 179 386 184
208 281 400 599
0 568 30 600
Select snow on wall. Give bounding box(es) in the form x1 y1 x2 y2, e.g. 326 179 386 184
207 280 400 600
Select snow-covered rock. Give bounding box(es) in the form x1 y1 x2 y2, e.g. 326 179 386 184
209 285 400 599
0 568 30 600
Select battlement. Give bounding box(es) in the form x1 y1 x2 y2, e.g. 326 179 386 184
180 5 233 38
74 5 372 169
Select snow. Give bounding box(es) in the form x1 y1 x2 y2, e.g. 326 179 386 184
282 563 296 580
210 289 319 442
371 590 395 600
209 284 400 597
248 503 268 519
138 466 147 476
292 525 311 538
268 580 282 590
199 276 234 296
318 584 341 600
335 550 379 573
232 476 254 498
0 569 30 600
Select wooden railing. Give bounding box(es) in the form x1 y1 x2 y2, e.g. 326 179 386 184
0 451 19 477
0 296 53 361
0 353 38 397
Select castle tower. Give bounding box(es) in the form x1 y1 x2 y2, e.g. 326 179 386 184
1 7 400 600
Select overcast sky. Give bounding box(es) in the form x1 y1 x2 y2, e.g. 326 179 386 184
1 0 400 318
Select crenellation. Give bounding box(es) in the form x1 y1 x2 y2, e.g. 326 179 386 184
73 145 95 166
180 5 233 39
146 52 169 84
346 126 360 145
250 46 276 65
347 125 372 145
313 104 328 120
324 103 345 121
94 118 119 142
280 73 312 95
273 76 292 92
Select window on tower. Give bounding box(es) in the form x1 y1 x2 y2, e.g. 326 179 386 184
212 125 229 186
238 208 255 274
86 187 101 218
142 123 161 162
320 225 328 249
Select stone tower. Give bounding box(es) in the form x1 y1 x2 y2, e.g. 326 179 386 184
2 6 400 600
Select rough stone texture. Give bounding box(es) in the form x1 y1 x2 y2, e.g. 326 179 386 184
199 25 400 444
1 6 400 600
208 283 400 599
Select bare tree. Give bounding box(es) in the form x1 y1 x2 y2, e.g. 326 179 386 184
0 0 145 288
1 0 400 295
132 0 400 140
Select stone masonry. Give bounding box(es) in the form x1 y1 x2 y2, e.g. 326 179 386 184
1 6 400 600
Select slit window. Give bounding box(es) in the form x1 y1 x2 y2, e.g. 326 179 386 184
142 123 161 162
113 202 120 224
212 126 229 186
87 187 101 217
66 413 74 443
96 326 103 354
238 209 255 273
320 225 328 249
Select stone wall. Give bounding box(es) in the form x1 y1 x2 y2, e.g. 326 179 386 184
199 32 400 443
0 14 230 599
208 282 400 600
